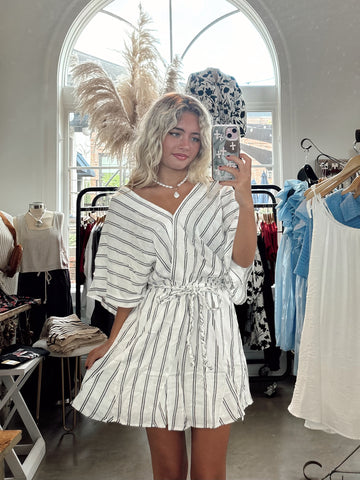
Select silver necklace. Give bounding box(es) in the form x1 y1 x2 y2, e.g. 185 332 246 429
155 174 189 198
27 209 47 227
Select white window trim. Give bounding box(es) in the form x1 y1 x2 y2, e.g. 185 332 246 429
228 0 282 185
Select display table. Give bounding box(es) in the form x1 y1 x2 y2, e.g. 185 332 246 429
0 302 40 323
0 358 45 480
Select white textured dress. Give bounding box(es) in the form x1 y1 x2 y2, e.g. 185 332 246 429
72 182 253 430
288 195 360 439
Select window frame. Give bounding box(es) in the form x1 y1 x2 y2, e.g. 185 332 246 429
58 0 281 280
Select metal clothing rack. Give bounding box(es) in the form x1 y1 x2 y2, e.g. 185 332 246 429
299 135 360 178
75 184 281 316
251 184 280 218
300 137 342 163
75 186 117 317
299 135 360 479
75 184 288 379
245 184 291 380
303 445 360 479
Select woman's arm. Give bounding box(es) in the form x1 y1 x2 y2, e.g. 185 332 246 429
85 306 133 369
219 152 257 267
232 197 257 267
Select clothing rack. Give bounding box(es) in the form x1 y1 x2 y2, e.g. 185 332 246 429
75 186 117 317
303 445 360 479
295 157 360 478
300 137 352 178
246 184 291 380
75 184 281 317
251 184 279 216
75 184 288 380
299 138 360 478
300 137 341 162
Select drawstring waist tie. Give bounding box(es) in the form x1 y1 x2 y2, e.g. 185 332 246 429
151 283 224 370
36 271 52 304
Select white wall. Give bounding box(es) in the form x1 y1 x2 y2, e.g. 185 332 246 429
0 0 89 217
247 0 360 180
1 0 360 216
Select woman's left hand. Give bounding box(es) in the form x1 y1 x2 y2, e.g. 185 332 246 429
219 152 253 207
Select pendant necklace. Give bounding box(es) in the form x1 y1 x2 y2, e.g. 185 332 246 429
27 209 47 227
155 174 189 198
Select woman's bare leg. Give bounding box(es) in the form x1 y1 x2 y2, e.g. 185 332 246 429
190 424 231 480
146 427 188 480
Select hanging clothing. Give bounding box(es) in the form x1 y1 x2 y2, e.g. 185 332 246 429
236 246 271 351
78 215 115 335
73 182 253 430
79 220 94 285
292 190 360 373
275 186 360 374
185 68 247 136
288 194 360 440
257 235 281 371
17 269 73 341
82 225 97 323
260 219 278 285
291 198 312 374
274 180 308 351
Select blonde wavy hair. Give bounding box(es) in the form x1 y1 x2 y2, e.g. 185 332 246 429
127 92 212 188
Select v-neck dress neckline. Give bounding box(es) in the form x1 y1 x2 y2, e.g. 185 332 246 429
126 182 202 218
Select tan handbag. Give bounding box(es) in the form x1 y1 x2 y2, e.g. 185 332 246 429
0 212 23 277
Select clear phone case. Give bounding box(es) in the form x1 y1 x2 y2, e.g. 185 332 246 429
211 124 240 181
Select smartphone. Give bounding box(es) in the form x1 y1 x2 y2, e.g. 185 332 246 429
212 124 240 181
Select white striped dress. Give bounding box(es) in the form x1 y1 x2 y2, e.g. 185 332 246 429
72 181 253 430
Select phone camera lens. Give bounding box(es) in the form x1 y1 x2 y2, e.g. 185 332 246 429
227 133 232 138
232 128 237 133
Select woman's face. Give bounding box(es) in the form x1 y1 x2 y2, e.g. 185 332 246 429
160 111 201 172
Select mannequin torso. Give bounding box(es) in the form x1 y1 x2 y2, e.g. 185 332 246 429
14 206 68 273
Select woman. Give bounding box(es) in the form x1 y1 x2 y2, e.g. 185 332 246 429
73 92 257 480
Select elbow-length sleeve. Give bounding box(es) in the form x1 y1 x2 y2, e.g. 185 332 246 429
220 186 253 305
88 193 155 314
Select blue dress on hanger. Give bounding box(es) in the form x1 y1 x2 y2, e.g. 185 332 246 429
274 179 308 351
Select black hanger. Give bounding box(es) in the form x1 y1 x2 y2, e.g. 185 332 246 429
297 164 318 186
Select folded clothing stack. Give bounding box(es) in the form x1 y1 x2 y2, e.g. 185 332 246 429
40 314 107 354
0 346 49 368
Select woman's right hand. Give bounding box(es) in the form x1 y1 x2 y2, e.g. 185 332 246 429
85 307 133 370
85 340 112 370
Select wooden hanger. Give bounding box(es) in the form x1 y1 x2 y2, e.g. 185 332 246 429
341 174 360 198
305 154 360 200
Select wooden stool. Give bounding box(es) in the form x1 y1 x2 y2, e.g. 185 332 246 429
0 431 21 480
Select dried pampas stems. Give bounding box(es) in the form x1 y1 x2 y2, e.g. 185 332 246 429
71 62 133 160
163 55 183 95
71 5 183 160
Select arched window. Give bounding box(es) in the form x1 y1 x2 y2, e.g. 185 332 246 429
59 0 280 282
